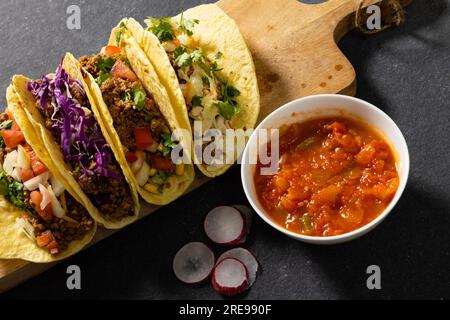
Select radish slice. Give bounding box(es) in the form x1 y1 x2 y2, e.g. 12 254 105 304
232 205 253 243
217 248 259 287
212 257 249 296
173 242 215 284
204 206 246 246
232 205 253 229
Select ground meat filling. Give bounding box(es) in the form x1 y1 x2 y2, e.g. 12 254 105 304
101 78 166 151
35 92 135 220
0 161 93 253
79 54 169 153
26 189 94 251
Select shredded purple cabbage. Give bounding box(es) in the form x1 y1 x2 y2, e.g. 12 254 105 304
27 64 122 180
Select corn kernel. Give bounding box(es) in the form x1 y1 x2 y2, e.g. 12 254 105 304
176 163 185 176
144 183 159 194
149 168 157 177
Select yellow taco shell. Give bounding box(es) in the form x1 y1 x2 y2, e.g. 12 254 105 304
123 4 260 177
12 54 140 229
85 25 195 205
0 85 96 262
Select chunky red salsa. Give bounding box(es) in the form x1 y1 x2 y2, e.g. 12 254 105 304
254 117 399 237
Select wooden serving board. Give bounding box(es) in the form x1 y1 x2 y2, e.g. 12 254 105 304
218 0 412 122
0 0 411 294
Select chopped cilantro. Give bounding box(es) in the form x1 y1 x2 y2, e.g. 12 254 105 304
161 132 177 157
178 13 199 36
217 81 240 120
147 17 175 42
191 50 203 62
218 101 238 121
95 57 115 85
121 91 132 101
96 57 115 73
173 46 187 63
202 76 210 87
157 170 168 182
152 170 168 189
95 72 111 86
115 21 127 45
209 61 223 73
175 52 193 68
144 110 156 122
0 171 25 209
191 96 202 107
132 85 147 110
215 51 223 59
0 178 8 196
9 180 24 208
0 120 13 130
222 82 241 99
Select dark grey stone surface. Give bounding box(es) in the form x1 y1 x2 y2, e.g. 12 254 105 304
0 0 449 300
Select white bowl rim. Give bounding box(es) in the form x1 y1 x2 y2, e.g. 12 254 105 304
241 94 410 244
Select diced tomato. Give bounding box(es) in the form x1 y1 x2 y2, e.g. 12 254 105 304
325 121 347 134
30 191 53 221
36 230 53 248
31 160 47 176
134 128 153 151
20 168 35 182
126 152 138 162
29 190 42 208
150 155 175 171
104 45 122 56
46 240 61 256
312 184 343 205
356 143 376 165
110 59 137 81
1 121 25 149
27 149 48 175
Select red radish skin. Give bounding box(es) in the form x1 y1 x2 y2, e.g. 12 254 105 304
173 242 215 285
217 248 259 287
232 205 253 244
204 206 246 246
232 205 253 229
212 257 249 297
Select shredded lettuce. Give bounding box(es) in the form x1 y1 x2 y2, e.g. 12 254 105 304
27 64 122 180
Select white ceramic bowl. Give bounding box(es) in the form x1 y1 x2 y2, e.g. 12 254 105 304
241 94 410 244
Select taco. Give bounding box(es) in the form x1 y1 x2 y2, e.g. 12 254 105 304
120 4 260 177
12 54 140 229
0 85 96 262
77 24 195 205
